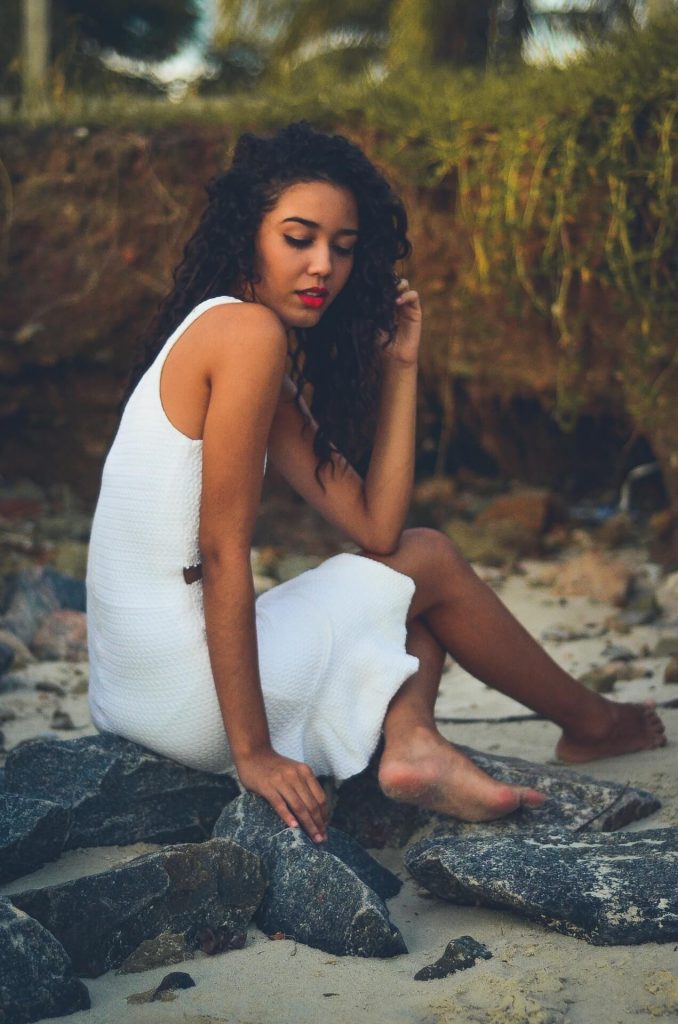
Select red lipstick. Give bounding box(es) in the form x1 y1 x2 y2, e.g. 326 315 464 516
297 288 328 309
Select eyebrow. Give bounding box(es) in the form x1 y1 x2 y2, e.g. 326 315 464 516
281 216 359 236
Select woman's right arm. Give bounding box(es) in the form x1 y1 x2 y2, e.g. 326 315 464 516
197 303 328 842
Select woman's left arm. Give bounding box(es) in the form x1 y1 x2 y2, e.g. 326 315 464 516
267 280 421 555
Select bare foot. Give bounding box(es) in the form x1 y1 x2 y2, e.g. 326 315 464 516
378 725 546 822
556 699 666 764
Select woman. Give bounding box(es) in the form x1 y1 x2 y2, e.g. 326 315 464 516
86 122 665 846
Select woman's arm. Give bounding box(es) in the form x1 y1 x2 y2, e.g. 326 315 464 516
268 280 422 554
198 303 328 842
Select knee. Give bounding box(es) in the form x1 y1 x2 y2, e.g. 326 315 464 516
399 527 468 573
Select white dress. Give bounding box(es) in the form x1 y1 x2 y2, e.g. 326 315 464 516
86 296 419 781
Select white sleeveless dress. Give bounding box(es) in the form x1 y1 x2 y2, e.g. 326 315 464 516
86 296 419 781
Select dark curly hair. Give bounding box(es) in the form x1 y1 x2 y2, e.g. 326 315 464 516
124 121 411 474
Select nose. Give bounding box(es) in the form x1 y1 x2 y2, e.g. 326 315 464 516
308 241 332 279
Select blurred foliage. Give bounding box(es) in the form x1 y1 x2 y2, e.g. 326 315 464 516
0 0 200 98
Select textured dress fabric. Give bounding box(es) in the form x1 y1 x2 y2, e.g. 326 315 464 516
86 296 419 781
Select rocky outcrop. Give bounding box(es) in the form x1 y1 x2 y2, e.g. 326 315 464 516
0 793 71 883
11 839 265 977
405 827 678 945
4 734 239 848
214 793 405 957
0 897 90 1023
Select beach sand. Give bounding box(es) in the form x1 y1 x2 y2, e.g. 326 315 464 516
1 557 677 1024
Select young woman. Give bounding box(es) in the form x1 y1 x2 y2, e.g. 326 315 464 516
86 122 665 845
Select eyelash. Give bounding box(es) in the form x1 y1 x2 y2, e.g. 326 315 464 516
283 235 355 257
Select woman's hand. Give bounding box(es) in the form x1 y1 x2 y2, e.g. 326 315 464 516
235 747 329 843
379 278 422 368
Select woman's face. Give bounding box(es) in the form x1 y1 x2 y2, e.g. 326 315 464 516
250 180 359 329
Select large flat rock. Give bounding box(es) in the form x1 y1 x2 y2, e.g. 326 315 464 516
0 793 71 883
405 827 678 945
11 838 265 977
0 897 90 1023
332 744 661 847
4 734 239 851
213 794 405 958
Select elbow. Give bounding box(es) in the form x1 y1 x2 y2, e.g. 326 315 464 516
198 536 251 578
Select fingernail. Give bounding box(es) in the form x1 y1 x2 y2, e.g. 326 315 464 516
289 819 299 829
314 833 324 844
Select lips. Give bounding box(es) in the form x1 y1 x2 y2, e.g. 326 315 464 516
296 289 328 309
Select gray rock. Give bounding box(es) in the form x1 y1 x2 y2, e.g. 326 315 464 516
414 936 492 980
405 827 678 945
0 793 71 883
214 793 402 900
116 931 193 974
0 640 14 674
0 567 85 646
4 734 239 850
255 829 407 958
0 897 90 1022
332 745 660 848
11 838 265 977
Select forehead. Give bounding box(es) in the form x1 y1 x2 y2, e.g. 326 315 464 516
270 180 358 227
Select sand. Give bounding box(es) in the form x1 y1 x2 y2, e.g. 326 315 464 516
1 557 677 1024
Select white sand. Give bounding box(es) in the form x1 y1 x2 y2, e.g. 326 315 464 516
2 557 677 1024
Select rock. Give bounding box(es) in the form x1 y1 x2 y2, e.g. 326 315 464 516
601 641 635 661
414 936 492 980
0 897 90 1022
540 622 608 643
652 636 678 657
213 793 404 957
0 793 71 883
51 709 77 730
117 931 194 974
4 734 239 850
578 665 618 693
48 540 89 580
478 489 562 536
0 567 85 646
255 829 406 958
31 610 88 661
127 970 196 1005
430 746 661 836
213 793 402 900
405 827 678 945
664 656 678 684
444 518 539 566
11 838 265 977
611 591 662 629
332 745 660 848
0 628 35 670
0 640 14 675
553 550 633 606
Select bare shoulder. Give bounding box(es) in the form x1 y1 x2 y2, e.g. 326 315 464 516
184 301 287 374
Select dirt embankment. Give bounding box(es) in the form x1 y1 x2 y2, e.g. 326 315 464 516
0 124 674 535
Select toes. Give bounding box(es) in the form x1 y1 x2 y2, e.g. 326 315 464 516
520 787 547 809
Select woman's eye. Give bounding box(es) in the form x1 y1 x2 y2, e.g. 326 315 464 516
283 235 312 248
333 244 355 258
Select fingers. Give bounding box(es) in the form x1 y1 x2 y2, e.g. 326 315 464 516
267 763 328 843
395 277 420 308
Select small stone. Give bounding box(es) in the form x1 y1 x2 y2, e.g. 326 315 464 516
444 518 540 565
31 609 88 661
478 489 562 536
664 656 678 684
0 628 35 669
0 567 85 646
48 540 89 580
540 623 608 643
117 931 192 974
554 550 633 607
12 838 265 977
0 792 71 883
0 898 90 1022
35 679 66 696
51 709 77 730
611 591 662 629
414 936 492 980
405 827 678 945
601 642 635 661
652 636 678 658
153 971 196 996
4 734 240 850
0 641 14 675
578 665 617 693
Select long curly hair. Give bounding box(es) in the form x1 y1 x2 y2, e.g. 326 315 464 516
124 121 411 474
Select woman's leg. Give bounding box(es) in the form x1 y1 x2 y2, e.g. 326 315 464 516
379 616 546 820
364 528 665 818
